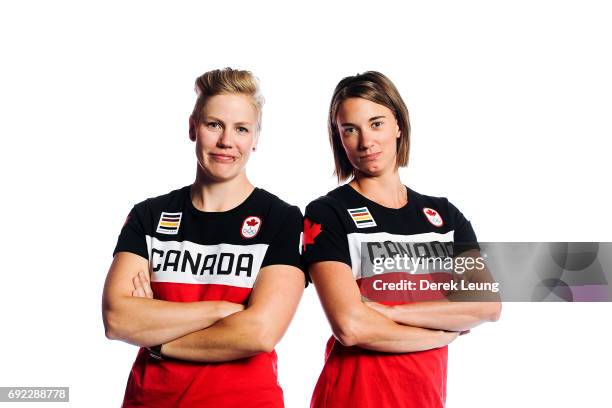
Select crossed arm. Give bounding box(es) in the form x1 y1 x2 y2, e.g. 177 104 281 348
102 251 305 361
310 249 501 353
310 261 460 353
364 249 502 332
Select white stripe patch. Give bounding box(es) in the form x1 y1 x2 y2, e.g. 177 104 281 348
347 231 455 279
156 212 183 235
145 236 268 288
347 207 377 228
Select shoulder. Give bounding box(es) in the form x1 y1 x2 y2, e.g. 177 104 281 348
254 188 302 222
305 185 350 221
409 187 471 227
130 186 189 216
409 188 447 207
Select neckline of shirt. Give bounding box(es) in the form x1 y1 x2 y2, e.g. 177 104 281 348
184 185 260 217
342 183 416 213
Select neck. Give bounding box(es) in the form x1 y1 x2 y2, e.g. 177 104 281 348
350 169 407 209
192 167 254 212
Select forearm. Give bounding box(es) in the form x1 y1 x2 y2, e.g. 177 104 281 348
382 299 501 332
357 323 458 353
369 257 502 331
103 297 233 347
158 265 304 363
334 304 458 353
161 309 271 363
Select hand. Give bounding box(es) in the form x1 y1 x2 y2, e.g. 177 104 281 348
132 271 154 299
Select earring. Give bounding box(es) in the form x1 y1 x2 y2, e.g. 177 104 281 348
252 147 257 151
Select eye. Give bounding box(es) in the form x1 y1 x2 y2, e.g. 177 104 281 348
372 121 384 128
207 121 221 130
237 126 250 134
342 127 356 135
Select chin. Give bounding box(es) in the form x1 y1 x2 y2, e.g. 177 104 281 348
359 165 383 177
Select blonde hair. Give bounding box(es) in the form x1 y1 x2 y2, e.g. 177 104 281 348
191 68 264 130
328 71 411 182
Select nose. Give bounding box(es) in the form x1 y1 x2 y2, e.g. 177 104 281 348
358 128 375 151
217 128 233 148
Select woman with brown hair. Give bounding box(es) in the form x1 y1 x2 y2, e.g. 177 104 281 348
102 68 305 407
302 71 501 407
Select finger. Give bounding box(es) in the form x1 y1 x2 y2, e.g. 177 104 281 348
132 275 146 298
140 273 154 299
139 270 150 283
137 273 151 298
133 275 142 290
133 285 146 297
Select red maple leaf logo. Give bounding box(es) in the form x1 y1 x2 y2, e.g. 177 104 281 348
246 218 259 227
426 209 437 216
303 218 322 251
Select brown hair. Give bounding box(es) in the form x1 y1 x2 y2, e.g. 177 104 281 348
328 71 411 182
191 67 264 130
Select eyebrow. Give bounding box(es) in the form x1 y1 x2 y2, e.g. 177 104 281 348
203 115 224 124
340 115 387 127
203 116 252 126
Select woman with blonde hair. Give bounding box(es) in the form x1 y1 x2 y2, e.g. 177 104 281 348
103 68 305 407
303 71 501 407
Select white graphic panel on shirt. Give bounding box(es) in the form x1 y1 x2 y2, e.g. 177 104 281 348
156 212 182 234
347 230 454 279
347 207 377 228
146 236 268 288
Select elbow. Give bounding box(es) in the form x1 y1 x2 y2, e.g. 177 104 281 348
103 309 121 340
336 333 359 348
486 301 502 322
102 304 135 343
253 328 276 354
257 338 276 354
329 306 378 347
102 298 154 347
332 316 363 347
102 296 123 340
105 328 119 341
251 321 280 354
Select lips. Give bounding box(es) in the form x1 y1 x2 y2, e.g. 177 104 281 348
360 152 381 161
209 153 237 163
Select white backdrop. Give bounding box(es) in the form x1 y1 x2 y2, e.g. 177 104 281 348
1 1 611 407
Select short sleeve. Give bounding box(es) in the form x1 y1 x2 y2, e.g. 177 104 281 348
448 200 480 256
302 200 351 267
261 205 304 271
113 202 149 260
